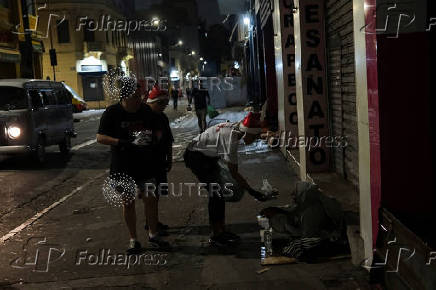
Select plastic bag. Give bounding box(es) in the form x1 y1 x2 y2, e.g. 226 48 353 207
207 105 219 119
260 178 279 198
217 160 244 202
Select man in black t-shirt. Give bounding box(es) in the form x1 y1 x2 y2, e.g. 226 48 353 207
97 77 169 253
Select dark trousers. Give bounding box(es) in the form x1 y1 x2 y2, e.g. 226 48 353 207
183 149 225 223
172 97 178 110
196 108 207 133
154 168 168 196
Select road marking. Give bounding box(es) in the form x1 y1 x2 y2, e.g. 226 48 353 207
0 171 108 246
72 139 96 151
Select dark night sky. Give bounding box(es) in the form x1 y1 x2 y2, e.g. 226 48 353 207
135 0 224 27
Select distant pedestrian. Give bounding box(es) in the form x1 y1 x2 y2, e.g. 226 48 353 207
192 84 210 133
171 86 178 110
186 86 192 106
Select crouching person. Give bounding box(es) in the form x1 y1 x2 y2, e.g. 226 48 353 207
184 112 269 247
97 77 169 254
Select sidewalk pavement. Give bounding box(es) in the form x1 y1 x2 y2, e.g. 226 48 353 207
0 107 371 289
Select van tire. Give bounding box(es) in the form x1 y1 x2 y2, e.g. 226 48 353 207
59 135 71 154
33 137 46 164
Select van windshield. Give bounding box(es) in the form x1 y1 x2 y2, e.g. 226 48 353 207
0 86 28 111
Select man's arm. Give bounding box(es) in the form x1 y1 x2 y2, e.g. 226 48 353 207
227 162 252 192
166 145 173 172
96 134 119 146
227 162 268 201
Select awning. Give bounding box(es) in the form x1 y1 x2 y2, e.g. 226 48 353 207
0 48 20 63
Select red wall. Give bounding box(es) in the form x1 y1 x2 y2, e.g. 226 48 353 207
377 31 434 216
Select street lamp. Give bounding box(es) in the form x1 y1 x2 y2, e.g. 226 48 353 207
191 50 196 56
199 57 204 61
178 40 183 46
152 17 160 26
243 16 250 26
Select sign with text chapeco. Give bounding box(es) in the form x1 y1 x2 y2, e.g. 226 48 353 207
279 0 298 140
299 0 330 172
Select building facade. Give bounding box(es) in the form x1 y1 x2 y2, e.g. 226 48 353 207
0 0 43 79
37 0 134 109
248 0 436 287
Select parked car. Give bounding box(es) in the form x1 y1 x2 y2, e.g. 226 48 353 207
0 79 76 163
62 82 87 113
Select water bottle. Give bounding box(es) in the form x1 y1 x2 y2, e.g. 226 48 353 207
264 227 273 256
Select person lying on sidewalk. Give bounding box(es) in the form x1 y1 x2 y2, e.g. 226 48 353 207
97 77 170 254
183 112 270 247
145 85 173 234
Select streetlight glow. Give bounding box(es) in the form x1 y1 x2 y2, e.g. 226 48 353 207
243 16 250 26
152 17 160 26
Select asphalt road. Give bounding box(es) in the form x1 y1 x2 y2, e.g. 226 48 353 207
0 102 189 242
0 102 371 289
0 113 109 239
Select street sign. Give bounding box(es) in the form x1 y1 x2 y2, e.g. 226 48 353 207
49 48 57 66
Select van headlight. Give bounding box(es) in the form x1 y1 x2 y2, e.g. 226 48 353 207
7 126 21 139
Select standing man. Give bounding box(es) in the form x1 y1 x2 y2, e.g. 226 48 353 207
184 112 269 247
145 85 173 231
97 77 169 253
192 83 210 133
186 85 193 110
171 85 179 110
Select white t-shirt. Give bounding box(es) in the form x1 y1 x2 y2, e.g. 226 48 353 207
188 122 241 164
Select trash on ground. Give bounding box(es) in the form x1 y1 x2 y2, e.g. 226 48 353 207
260 178 279 198
256 267 271 274
261 256 297 265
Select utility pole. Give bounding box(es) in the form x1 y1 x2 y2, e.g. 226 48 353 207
19 0 34 78
48 0 57 81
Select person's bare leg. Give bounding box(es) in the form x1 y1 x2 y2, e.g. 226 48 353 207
144 195 159 236
142 196 160 227
123 201 137 240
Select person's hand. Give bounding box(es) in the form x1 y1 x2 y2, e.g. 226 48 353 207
166 161 172 172
118 137 136 150
248 188 269 202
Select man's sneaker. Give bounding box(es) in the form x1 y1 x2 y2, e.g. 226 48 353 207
209 232 241 247
222 231 241 242
127 240 142 255
148 235 171 250
145 222 169 236
144 222 169 231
